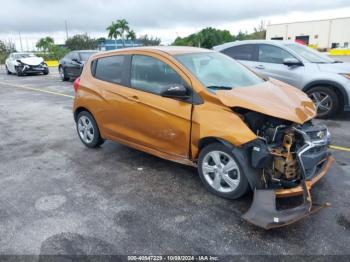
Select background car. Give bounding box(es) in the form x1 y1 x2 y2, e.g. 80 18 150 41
5 52 49 76
213 40 350 118
58 50 97 81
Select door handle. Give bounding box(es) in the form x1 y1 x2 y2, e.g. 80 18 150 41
255 65 265 70
127 95 140 102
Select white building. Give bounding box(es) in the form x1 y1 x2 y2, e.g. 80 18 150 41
266 17 350 49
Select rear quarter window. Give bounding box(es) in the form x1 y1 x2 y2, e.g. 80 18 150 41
93 55 127 85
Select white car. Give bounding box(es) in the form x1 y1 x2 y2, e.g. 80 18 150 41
5 52 49 76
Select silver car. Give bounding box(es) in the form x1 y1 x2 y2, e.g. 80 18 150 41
213 40 350 118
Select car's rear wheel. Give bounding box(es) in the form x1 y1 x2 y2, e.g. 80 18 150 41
306 86 340 119
198 143 249 199
76 111 104 148
59 66 69 81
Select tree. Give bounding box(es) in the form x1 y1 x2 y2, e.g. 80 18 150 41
116 19 130 47
65 34 98 50
36 36 54 53
0 40 16 64
139 34 161 46
106 19 130 48
51 45 70 60
126 30 136 46
172 27 233 49
107 21 121 48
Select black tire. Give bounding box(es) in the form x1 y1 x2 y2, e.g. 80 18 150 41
198 142 249 200
15 66 23 76
76 111 104 148
43 64 49 75
306 86 340 119
59 66 69 81
5 65 11 74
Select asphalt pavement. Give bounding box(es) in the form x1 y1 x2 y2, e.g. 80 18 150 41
0 67 349 257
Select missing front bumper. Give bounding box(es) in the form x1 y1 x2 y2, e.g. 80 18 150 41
242 156 333 229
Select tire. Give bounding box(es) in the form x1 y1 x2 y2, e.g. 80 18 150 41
43 64 49 75
306 86 340 119
198 142 249 200
5 65 11 74
59 66 69 81
76 111 104 148
15 66 23 76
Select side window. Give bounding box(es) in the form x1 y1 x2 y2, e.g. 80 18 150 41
65 52 73 60
258 44 295 64
222 44 256 61
131 55 184 95
94 55 126 85
71 52 79 61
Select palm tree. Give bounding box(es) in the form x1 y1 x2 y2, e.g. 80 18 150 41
36 36 54 53
126 30 136 47
106 21 121 49
115 19 130 47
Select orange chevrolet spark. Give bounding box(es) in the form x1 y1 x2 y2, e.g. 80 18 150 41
73 46 333 229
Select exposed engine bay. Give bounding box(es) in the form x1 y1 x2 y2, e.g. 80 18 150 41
235 108 330 190
233 108 332 229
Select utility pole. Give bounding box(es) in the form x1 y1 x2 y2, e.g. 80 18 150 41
19 32 23 52
65 20 69 40
26 37 29 51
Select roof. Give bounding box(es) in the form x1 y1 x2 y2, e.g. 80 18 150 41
96 46 213 56
213 40 295 51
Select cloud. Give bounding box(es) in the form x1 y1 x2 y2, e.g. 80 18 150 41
1 0 350 34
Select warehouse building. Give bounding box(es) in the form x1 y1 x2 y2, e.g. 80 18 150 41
266 17 350 49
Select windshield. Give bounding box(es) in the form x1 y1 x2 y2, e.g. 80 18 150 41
285 43 334 63
14 53 35 59
176 52 264 90
79 52 97 61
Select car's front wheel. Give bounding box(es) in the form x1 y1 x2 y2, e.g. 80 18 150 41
76 111 104 148
198 143 249 199
306 86 340 119
5 65 11 74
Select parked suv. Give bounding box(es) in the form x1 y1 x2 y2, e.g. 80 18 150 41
214 40 350 118
58 50 97 81
73 47 332 229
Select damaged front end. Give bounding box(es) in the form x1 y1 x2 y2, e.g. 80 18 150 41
235 109 333 229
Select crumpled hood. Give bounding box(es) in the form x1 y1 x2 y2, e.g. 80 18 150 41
216 79 316 124
317 62 350 74
18 56 44 66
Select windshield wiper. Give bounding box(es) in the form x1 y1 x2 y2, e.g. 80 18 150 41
333 60 343 63
207 85 233 90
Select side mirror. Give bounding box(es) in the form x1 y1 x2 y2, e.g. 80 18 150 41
72 58 81 64
283 58 303 67
160 84 190 99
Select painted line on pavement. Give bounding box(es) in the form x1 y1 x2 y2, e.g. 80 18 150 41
0 81 74 98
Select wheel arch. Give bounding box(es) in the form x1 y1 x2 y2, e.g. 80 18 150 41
197 136 264 191
302 80 348 108
74 106 93 122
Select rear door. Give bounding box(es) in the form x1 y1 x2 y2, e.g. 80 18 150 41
221 44 258 68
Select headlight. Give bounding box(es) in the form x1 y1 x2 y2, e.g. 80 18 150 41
340 73 350 80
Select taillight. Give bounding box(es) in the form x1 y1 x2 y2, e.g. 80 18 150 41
73 77 80 93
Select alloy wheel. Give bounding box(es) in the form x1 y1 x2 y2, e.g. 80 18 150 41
201 150 240 193
309 91 333 117
78 115 95 144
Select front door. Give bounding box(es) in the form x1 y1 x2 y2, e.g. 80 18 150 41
251 44 305 88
